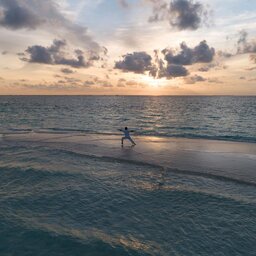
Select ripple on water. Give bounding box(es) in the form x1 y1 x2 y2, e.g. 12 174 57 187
0 144 256 255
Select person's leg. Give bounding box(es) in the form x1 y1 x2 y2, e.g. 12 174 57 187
128 137 136 145
121 137 125 145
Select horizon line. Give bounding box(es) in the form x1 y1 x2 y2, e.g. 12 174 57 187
0 94 255 97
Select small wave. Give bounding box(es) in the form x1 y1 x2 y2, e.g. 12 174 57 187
43 147 256 187
0 219 152 256
1 127 256 143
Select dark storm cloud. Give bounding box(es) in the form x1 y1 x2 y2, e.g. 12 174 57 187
22 39 94 68
163 40 215 65
148 0 209 30
0 0 42 29
115 52 153 73
237 30 256 54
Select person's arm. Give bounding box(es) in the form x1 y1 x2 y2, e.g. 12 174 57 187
118 129 123 132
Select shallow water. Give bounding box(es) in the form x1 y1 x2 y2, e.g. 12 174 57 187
0 140 256 256
0 96 255 142
1 96 256 255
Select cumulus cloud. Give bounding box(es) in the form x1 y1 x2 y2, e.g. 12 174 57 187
115 40 215 79
163 40 215 65
0 0 100 51
115 52 154 73
21 39 98 68
161 64 188 78
148 0 210 30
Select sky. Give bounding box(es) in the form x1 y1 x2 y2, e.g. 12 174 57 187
0 0 255 95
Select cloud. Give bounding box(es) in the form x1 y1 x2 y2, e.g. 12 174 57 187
93 77 113 87
163 40 215 65
117 0 130 8
83 80 95 87
115 52 154 73
0 0 100 51
148 0 169 23
115 40 215 79
61 68 75 74
116 78 146 88
21 39 96 68
0 0 43 30
117 78 126 87
184 74 206 84
245 66 256 71
250 54 256 63
237 30 256 54
148 0 210 30
207 78 223 84
19 79 83 90
161 64 188 78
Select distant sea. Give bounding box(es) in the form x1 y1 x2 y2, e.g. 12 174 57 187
0 96 255 256
0 96 255 142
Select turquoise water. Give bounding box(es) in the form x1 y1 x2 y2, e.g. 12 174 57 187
0 96 255 142
0 96 256 255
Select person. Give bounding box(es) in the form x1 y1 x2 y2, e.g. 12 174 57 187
119 127 136 146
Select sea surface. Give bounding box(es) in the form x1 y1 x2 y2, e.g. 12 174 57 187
0 96 255 142
0 96 256 256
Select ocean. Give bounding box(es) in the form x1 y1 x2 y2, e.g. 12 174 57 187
0 96 255 255
0 96 255 142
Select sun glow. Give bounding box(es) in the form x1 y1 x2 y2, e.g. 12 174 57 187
141 75 166 87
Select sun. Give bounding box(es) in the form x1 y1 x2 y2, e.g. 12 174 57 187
140 75 165 87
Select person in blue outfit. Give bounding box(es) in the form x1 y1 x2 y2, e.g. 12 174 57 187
119 127 136 146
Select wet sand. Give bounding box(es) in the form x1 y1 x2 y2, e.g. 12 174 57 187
3 132 256 185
